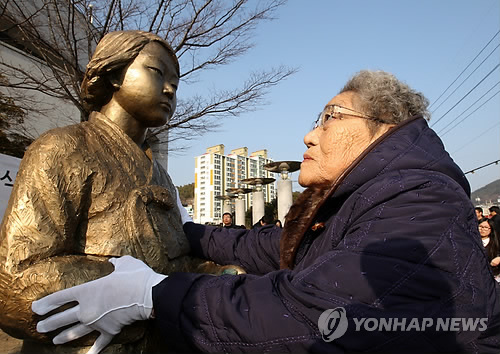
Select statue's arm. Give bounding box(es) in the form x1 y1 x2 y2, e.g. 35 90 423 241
0 255 114 342
0 135 113 342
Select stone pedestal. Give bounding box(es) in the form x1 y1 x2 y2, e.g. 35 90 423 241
223 200 232 214
252 190 265 225
277 178 293 225
263 161 301 226
235 198 245 227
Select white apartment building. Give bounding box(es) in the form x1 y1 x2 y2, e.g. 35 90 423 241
194 144 276 225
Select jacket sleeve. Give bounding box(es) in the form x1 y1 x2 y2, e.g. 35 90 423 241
183 222 280 275
152 268 324 353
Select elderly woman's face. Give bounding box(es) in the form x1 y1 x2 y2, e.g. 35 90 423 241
299 91 392 188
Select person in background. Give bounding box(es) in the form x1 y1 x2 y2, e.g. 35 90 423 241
221 212 246 229
32 70 500 353
478 217 500 281
275 219 283 228
475 206 484 220
489 206 499 218
488 205 500 232
252 214 273 229
222 212 234 228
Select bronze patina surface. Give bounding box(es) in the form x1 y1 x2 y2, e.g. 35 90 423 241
0 31 241 354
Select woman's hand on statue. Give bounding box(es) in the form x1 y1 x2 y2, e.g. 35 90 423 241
176 187 193 224
32 255 167 354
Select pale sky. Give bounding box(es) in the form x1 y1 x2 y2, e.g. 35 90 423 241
168 0 500 195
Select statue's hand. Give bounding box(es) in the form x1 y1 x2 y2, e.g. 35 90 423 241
129 185 175 209
32 256 167 354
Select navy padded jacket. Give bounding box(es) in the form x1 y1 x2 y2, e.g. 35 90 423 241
153 118 500 353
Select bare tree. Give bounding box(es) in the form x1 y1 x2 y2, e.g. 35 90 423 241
0 0 295 151
0 73 33 157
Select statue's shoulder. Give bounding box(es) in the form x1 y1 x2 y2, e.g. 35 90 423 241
27 122 91 156
22 122 93 169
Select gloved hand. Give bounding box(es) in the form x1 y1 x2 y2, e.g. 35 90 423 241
176 187 193 224
32 255 167 354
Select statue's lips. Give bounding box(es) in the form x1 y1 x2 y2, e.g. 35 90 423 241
159 102 171 112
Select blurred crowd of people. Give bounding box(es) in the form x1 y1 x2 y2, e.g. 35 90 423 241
208 212 282 230
475 206 500 282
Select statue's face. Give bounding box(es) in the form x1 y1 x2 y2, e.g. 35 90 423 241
112 41 179 128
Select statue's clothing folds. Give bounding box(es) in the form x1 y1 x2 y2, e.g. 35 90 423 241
0 112 194 351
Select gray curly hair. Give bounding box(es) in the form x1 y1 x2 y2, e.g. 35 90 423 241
340 70 430 129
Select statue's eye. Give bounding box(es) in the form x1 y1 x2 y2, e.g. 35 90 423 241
149 67 163 76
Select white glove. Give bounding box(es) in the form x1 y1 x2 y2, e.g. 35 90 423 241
176 188 193 224
32 255 167 354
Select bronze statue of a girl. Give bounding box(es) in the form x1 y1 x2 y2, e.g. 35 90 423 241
0 30 233 354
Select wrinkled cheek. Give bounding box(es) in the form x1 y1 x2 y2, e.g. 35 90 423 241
320 143 345 170
298 161 318 186
318 147 352 184
298 164 311 181
323 133 360 167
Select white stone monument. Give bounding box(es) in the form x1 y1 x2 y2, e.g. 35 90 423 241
240 177 275 225
264 161 301 226
226 187 252 227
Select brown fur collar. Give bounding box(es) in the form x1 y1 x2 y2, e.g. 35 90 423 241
279 186 330 269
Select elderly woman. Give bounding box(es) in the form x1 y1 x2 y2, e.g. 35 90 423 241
0 31 217 353
33 70 500 353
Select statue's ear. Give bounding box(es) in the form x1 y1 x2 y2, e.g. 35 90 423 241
109 75 121 90
107 69 125 90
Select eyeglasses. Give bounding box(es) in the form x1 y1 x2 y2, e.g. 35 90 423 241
312 104 381 130
479 226 491 230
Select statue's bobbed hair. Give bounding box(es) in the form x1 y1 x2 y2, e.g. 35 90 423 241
81 30 179 114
